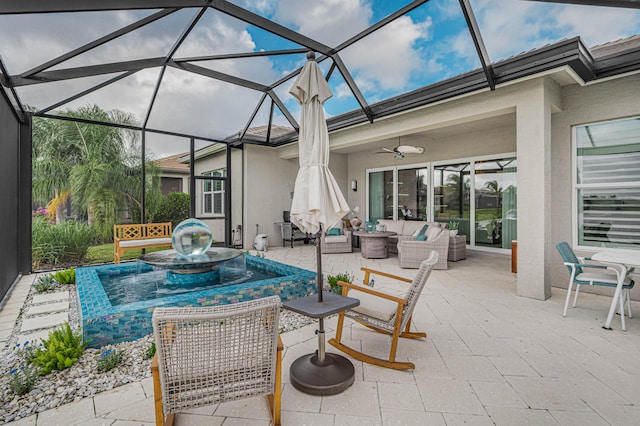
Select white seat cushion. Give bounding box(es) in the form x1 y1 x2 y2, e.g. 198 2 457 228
324 235 348 243
119 237 172 248
350 289 400 321
576 271 632 285
403 221 427 237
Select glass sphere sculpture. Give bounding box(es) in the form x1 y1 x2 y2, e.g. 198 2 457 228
172 218 213 256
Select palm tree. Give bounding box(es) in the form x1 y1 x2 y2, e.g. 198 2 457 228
32 105 157 240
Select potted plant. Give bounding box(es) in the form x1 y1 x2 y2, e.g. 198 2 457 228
326 272 354 295
448 220 460 237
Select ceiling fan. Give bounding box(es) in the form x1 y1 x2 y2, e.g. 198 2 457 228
375 138 425 160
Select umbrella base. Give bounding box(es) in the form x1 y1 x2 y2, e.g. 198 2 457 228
289 352 355 395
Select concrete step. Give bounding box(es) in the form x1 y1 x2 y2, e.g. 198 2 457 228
31 291 70 305
20 312 68 333
25 300 69 316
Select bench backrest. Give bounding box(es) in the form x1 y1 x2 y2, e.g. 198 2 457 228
114 223 173 241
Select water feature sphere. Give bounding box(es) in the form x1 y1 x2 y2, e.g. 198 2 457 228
172 218 213 256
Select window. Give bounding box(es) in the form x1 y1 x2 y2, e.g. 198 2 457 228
574 117 640 249
202 169 226 216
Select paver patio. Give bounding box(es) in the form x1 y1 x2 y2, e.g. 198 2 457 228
2 246 640 425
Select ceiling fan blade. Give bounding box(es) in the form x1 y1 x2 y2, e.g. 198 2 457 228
396 145 424 154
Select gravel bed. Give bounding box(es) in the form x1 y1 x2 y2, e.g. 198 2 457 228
0 283 314 424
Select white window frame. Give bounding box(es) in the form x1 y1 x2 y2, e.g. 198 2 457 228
572 116 640 252
202 169 226 217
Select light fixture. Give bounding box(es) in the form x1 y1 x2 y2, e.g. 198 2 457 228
351 179 357 191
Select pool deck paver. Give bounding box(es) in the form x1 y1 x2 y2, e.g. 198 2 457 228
1 246 640 425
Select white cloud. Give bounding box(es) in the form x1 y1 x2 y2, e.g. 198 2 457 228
468 0 640 62
275 0 372 46
339 15 431 91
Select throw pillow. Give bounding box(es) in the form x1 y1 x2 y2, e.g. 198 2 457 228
416 233 427 241
327 227 341 236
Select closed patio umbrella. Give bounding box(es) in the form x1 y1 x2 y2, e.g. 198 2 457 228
289 54 350 243
283 52 357 396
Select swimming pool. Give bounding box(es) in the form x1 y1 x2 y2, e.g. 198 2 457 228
76 255 317 348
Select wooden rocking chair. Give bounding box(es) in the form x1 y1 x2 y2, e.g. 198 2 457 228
328 252 438 370
150 296 282 426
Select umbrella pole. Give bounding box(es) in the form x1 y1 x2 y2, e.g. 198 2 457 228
315 230 326 363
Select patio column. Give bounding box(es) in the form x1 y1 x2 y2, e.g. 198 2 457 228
515 78 561 300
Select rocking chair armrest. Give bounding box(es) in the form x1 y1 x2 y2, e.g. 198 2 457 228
338 280 408 305
358 267 412 283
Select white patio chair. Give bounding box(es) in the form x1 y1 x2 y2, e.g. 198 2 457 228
151 296 282 426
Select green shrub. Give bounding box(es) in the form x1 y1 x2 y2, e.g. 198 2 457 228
54 268 76 285
96 347 124 372
155 192 190 227
327 272 354 295
32 217 96 268
9 365 39 395
128 191 189 228
144 342 156 360
32 323 86 375
33 273 58 293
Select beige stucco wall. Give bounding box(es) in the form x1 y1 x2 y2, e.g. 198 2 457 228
160 171 189 194
192 147 243 244
550 73 640 299
345 123 517 221
243 146 350 250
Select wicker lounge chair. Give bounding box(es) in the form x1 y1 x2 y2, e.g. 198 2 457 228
328 252 438 370
151 296 282 426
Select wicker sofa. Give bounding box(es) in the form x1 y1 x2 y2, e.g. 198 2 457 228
376 219 449 269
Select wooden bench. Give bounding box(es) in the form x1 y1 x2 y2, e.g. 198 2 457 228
113 223 173 264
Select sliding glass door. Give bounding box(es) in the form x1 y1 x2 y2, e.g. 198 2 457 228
434 163 471 242
474 158 517 249
367 155 516 252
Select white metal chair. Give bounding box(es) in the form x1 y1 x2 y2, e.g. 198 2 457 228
556 241 634 321
151 296 282 426
328 251 438 370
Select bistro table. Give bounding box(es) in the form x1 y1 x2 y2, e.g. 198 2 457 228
352 231 397 258
592 249 639 331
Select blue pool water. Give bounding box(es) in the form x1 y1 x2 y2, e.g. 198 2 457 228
76 255 317 348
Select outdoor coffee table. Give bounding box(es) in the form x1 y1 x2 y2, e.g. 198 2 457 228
353 231 397 258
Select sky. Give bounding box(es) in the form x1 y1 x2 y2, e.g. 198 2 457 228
1 0 639 158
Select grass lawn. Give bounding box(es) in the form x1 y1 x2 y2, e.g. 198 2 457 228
85 243 168 264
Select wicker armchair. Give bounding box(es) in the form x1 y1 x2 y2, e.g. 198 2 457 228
151 296 282 426
320 223 353 254
397 226 449 269
328 252 438 370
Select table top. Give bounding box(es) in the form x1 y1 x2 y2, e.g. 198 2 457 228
592 250 640 267
282 292 360 318
352 231 397 238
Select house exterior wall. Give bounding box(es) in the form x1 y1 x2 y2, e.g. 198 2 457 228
550 73 640 300
192 147 243 244
250 72 640 301
244 145 298 249
160 172 188 195
243 145 350 250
